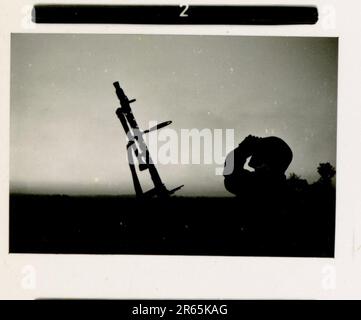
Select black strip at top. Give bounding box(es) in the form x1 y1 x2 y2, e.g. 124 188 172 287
33 5 318 25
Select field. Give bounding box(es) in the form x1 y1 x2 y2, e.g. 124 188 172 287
9 191 335 257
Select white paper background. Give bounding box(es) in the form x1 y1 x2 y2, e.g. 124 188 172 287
1 0 360 299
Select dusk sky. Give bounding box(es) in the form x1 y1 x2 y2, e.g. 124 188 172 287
10 34 338 196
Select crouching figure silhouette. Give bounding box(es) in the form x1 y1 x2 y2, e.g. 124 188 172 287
224 135 293 198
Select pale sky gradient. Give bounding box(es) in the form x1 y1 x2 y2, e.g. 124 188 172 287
10 34 338 196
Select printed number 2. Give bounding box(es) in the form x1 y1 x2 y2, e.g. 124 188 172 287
179 5 189 17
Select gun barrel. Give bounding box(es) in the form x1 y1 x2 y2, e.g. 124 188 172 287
113 81 128 104
113 81 121 90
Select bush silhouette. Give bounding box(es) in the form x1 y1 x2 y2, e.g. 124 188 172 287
286 173 309 192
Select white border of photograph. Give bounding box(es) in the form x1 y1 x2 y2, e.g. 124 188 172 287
1 0 361 299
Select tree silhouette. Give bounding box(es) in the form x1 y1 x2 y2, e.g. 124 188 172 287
317 162 336 183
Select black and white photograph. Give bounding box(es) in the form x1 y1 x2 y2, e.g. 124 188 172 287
9 33 337 257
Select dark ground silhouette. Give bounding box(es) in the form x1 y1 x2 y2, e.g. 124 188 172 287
10 162 335 257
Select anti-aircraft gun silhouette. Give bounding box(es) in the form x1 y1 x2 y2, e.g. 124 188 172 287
113 82 183 198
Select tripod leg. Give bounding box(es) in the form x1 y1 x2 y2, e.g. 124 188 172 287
127 143 143 197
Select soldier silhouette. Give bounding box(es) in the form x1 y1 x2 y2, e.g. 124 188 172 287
224 135 293 197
